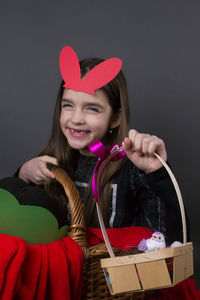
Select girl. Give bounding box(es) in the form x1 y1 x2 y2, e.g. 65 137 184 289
18 48 183 245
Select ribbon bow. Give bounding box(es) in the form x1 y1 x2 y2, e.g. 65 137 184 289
88 140 125 203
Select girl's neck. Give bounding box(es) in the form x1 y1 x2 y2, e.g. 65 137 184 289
79 148 95 157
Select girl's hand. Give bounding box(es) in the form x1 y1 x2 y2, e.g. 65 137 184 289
18 155 58 185
123 129 167 174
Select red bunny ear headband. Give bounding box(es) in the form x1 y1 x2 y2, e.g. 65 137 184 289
59 46 122 95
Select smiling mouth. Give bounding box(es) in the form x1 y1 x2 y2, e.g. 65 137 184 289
69 128 90 137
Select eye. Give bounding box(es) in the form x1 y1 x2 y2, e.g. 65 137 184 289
61 102 73 110
86 106 100 113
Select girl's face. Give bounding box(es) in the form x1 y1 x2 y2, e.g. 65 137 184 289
60 88 120 155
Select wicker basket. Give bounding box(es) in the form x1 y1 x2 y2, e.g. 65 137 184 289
52 167 152 299
51 151 193 299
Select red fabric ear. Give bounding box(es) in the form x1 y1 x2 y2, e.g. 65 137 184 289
59 46 122 95
59 46 81 89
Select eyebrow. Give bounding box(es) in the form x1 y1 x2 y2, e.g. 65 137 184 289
61 98 104 109
61 98 73 103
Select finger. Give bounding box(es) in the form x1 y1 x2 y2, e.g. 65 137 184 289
128 129 138 145
124 129 138 152
142 137 151 155
148 141 157 156
44 168 55 179
122 137 132 151
40 165 55 179
35 179 45 185
148 138 165 157
31 173 46 185
41 155 58 166
134 133 144 153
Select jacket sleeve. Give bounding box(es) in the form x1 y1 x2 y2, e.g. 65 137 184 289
131 163 188 245
144 165 189 245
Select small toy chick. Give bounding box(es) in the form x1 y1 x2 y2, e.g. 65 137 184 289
138 232 166 252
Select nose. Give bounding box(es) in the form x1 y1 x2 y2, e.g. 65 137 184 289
71 108 85 125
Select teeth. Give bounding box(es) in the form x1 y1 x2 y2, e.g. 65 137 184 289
71 129 88 134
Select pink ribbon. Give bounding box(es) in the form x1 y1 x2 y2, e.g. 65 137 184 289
88 140 126 203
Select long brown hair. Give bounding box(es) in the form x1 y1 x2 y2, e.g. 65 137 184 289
40 57 130 227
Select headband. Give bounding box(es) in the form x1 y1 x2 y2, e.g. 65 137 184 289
59 46 122 95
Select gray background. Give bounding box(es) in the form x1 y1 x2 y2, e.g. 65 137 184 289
0 0 199 287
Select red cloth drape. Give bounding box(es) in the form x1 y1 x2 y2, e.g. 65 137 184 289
87 226 153 250
148 278 200 300
0 234 84 300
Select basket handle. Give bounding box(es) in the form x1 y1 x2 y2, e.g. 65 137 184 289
94 148 187 258
50 166 88 248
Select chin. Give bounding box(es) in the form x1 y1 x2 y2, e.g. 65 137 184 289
67 140 88 151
